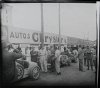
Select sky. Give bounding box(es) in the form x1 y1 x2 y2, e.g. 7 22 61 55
7 3 96 41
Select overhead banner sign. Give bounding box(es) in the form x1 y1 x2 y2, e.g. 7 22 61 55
8 26 40 44
61 35 67 44
6 26 67 44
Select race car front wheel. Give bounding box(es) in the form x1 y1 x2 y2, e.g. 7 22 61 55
16 63 24 80
29 66 40 80
60 56 67 65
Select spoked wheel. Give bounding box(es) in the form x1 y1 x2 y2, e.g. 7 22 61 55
60 55 67 65
29 66 40 80
16 63 24 80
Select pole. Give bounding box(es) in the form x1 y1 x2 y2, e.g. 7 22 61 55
88 32 89 46
41 3 44 48
59 3 61 49
83 34 85 46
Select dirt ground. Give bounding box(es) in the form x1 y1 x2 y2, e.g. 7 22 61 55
13 61 96 86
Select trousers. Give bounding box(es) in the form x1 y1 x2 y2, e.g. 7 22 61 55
87 59 93 70
51 56 55 71
79 59 84 71
39 56 47 72
84 57 87 66
55 58 60 73
93 60 96 70
26 56 31 62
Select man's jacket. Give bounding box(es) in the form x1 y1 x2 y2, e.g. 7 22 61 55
2 49 22 84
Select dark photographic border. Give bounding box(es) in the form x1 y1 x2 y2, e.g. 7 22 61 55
0 0 98 88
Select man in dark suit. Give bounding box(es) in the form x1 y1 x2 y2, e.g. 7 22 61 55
50 46 56 72
30 47 38 62
85 46 93 70
2 41 23 85
78 45 85 72
17 44 22 53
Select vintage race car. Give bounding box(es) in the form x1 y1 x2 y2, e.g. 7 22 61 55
69 54 78 63
47 54 71 70
13 58 40 82
60 55 71 66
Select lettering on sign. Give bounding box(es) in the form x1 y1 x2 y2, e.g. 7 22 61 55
10 32 30 39
8 26 67 44
32 32 39 42
43 34 67 44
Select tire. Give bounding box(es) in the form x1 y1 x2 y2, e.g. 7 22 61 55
16 63 24 80
29 66 40 80
60 55 67 65
67 59 71 66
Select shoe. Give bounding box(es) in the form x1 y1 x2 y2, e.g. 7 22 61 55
57 73 59 75
87 68 89 70
44 71 48 73
91 69 93 71
82 70 85 72
59 72 61 75
51 70 54 72
57 72 61 75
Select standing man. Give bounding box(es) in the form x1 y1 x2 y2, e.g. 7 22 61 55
91 46 96 71
26 46 31 62
73 47 78 63
61 46 64 53
46 47 51 63
78 45 85 72
30 47 37 62
50 46 56 72
83 47 87 66
85 46 93 71
8 44 14 52
64 47 71 66
55 46 61 75
2 41 23 85
17 44 22 53
39 46 47 72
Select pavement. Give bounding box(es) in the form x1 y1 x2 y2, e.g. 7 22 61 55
13 61 96 86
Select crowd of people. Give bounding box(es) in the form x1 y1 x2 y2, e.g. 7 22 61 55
78 45 96 72
2 40 97 85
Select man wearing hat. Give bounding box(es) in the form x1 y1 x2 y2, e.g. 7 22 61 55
2 41 23 85
85 46 93 70
78 45 85 72
30 47 38 63
39 46 47 72
91 46 96 71
72 46 78 63
26 45 31 62
50 45 56 72
55 46 61 75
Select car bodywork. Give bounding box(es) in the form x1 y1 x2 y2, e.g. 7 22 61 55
60 55 71 66
13 58 40 82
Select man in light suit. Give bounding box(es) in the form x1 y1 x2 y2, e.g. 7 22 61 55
78 45 85 72
39 46 47 72
55 46 61 75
